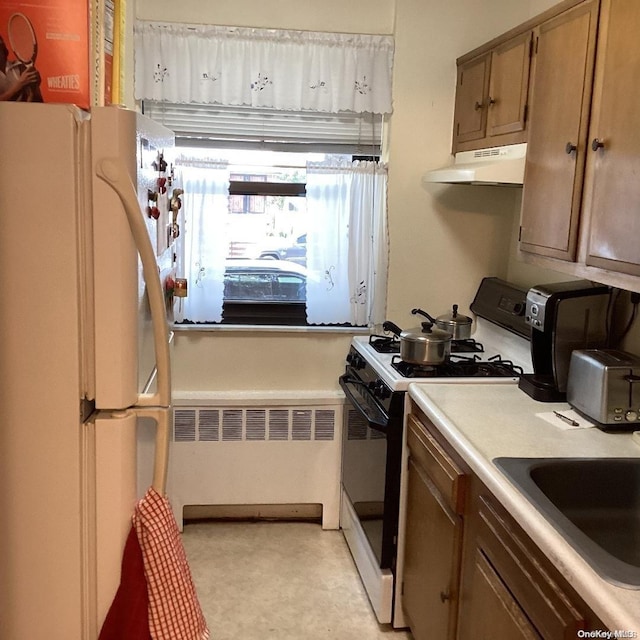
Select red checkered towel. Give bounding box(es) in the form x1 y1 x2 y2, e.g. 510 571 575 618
133 487 210 640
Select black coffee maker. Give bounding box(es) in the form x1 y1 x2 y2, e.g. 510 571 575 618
518 280 610 402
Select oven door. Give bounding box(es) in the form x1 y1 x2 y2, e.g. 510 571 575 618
339 374 401 623
342 408 400 566
340 374 399 567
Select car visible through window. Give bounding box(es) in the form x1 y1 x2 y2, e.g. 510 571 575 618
223 260 307 302
258 234 307 265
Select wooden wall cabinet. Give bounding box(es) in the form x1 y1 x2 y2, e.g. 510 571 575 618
520 0 640 286
453 31 533 153
519 0 599 262
582 0 640 277
402 403 606 640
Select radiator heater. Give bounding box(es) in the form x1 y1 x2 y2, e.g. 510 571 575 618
138 392 344 530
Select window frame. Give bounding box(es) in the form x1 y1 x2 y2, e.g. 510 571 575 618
166 104 385 328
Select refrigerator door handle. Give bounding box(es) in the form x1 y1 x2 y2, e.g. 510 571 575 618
131 407 171 495
96 158 171 409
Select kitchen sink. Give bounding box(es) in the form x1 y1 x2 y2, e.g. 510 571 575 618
493 457 640 588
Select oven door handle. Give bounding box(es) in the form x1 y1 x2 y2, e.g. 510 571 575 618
339 374 389 432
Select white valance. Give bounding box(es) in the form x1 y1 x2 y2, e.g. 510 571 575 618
134 22 394 115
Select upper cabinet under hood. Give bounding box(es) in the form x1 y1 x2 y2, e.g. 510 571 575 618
422 143 526 187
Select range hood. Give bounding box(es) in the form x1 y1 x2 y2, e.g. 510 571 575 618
422 143 526 186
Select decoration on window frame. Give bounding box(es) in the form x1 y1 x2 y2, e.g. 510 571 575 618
134 22 394 115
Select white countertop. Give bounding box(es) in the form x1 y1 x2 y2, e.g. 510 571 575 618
408 382 640 634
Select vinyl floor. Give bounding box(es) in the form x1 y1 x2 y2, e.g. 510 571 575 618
182 520 414 640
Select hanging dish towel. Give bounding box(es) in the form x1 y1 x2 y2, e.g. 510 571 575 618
134 487 210 640
99 525 152 640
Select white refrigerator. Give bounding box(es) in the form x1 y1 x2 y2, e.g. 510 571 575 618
0 103 176 639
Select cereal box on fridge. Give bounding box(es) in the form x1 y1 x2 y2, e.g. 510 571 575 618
0 0 113 108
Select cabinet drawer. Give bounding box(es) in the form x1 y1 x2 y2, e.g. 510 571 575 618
477 494 585 638
407 414 467 514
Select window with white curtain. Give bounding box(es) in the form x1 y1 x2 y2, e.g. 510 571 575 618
135 21 393 327
172 147 388 327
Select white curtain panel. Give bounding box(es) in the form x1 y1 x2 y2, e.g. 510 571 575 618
174 159 230 323
134 22 394 115
306 160 388 326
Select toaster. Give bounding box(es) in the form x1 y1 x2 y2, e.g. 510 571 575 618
567 349 640 430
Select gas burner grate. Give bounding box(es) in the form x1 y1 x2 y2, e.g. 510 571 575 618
391 354 523 378
369 334 401 353
484 355 524 377
451 338 484 354
390 358 439 378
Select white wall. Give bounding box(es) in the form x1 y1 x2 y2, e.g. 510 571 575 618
130 0 574 393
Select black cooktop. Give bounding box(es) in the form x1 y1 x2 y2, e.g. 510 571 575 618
390 355 523 378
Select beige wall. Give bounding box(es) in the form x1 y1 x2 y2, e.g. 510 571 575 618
130 0 579 393
136 0 395 33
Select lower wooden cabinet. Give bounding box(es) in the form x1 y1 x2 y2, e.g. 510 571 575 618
458 549 541 640
461 493 587 639
403 458 462 640
402 414 467 640
402 404 607 640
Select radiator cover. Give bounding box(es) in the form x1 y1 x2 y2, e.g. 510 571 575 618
173 406 338 443
140 392 344 531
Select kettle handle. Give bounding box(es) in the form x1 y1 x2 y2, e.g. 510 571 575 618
382 320 403 336
411 307 437 323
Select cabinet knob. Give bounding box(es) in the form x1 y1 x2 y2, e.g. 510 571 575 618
487 96 496 106
440 590 451 603
565 142 577 154
474 100 484 110
591 138 605 152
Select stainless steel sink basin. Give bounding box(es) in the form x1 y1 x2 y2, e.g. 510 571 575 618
493 457 640 588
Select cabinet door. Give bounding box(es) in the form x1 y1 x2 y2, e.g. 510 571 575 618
476 495 586 638
585 0 640 276
458 549 542 640
520 0 599 260
487 31 533 138
453 52 491 147
402 457 462 640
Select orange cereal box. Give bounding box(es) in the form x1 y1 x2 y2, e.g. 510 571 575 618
0 0 113 108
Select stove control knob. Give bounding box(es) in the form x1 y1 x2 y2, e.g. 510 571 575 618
374 380 391 400
346 352 366 369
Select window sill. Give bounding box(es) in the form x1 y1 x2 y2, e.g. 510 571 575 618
171 323 370 335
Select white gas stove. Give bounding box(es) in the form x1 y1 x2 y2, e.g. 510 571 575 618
352 314 533 392
339 277 533 627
